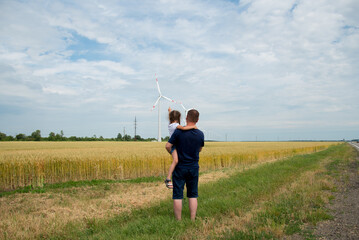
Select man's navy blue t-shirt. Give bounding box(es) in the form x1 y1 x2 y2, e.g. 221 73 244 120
168 129 204 169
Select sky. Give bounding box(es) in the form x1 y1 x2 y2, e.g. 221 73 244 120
0 0 358 141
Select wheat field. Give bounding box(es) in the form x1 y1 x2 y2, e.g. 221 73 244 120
0 141 337 191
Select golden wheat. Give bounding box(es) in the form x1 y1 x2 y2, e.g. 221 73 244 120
0 141 337 190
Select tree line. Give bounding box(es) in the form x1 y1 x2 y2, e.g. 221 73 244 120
0 130 164 142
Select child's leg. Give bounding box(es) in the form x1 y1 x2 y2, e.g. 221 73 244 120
167 149 178 180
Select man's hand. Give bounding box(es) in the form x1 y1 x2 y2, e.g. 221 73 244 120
168 107 172 113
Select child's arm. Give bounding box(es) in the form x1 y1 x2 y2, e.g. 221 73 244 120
176 125 197 130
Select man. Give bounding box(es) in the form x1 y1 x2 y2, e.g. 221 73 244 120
165 109 204 221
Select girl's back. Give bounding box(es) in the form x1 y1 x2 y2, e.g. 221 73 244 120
168 122 179 137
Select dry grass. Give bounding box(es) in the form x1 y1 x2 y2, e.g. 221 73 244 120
0 181 167 239
0 168 235 239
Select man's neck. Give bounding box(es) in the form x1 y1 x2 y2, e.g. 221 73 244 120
186 122 196 126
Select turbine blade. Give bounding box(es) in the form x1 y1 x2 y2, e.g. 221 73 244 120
151 96 161 111
155 74 162 95
162 95 176 103
179 102 187 111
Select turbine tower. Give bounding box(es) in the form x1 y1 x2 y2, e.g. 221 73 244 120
152 74 185 142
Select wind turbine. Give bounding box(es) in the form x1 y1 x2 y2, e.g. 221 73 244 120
152 74 185 142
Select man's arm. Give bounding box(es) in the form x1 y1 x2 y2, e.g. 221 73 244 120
165 142 173 154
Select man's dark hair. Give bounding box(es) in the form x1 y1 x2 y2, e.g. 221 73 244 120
187 109 199 123
169 110 181 125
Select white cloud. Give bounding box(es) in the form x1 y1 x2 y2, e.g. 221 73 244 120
42 86 77 96
0 0 358 140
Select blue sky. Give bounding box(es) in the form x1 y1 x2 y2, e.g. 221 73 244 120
0 0 358 141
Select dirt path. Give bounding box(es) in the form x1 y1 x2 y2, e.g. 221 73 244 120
313 144 359 239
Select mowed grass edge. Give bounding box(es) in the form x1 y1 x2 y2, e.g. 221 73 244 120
219 143 355 239
0 176 164 198
44 144 352 240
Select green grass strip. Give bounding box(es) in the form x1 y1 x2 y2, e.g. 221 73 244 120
0 176 163 198
1 169 214 197
48 144 346 240
221 143 354 239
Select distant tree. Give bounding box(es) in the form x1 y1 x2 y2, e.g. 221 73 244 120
116 133 123 141
147 137 157 142
31 130 41 141
68 136 77 141
59 130 67 141
48 132 56 141
0 132 6 141
16 133 26 141
55 133 62 141
0 131 159 142
134 135 143 141
162 136 169 141
123 134 132 141
5 135 14 141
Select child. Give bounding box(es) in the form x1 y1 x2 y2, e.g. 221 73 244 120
165 107 197 189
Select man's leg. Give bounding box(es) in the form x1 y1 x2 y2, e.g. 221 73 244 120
188 198 198 221
187 168 199 221
173 199 182 220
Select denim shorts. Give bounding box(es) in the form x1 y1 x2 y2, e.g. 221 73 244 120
172 167 199 199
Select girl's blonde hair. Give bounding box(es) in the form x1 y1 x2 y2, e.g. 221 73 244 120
169 110 181 124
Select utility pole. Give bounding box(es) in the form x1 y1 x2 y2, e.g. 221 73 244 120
123 127 126 138
134 116 137 140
